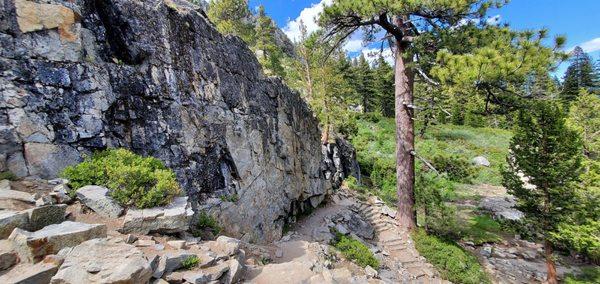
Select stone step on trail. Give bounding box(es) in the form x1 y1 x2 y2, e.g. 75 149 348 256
407 266 428 278
386 245 408 252
382 238 407 245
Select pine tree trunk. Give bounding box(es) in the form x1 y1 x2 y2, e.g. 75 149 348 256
394 37 417 230
321 123 330 145
545 240 558 284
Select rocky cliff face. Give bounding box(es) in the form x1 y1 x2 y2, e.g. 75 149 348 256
0 0 335 242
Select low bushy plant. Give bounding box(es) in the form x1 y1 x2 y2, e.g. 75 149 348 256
463 214 503 245
0 171 17 181
181 255 200 270
431 154 478 183
550 221 600 263
194 211 222 236
370 157 397 204
61 149 181 208
220 194 239 202
412 229 491 284
332 232 379 268
565 267 600 284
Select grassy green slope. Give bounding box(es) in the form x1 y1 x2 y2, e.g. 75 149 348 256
352 117 512 187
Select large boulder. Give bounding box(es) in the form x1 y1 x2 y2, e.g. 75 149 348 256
121 196 193 234
152 251 197 279
0 180 36 210
9 221 107 263
50 238 153 284
0 210 29 238
0 240 18 271
0 255 64 284
76 185 124 218
473 156 491 167
0 0 333 243
24 204 67 231
182 261 230 284
480 196 524 221
207 236 241 259
0 205 66 239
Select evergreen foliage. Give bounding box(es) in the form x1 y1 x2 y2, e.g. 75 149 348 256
567 89 600 159
286 24 357 141
431 154 478 183
372 55 395 117
502 101 583 280
561 47 599 104
255 5 285 76
206 0 255 44
352 54 376 113
502 101 582 235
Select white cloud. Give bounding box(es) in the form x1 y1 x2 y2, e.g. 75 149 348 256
343 39 364 52
455 14 501 28
578 37 600 53
283 0 332 42
486 15 501 25
361 48 395 66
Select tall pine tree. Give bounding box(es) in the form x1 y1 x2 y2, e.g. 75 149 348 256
319 0 559 230
206 0 255 45
502 101 582 283
561 46 598 104
373 55 395 117
352 54 376 113
255 5 285 77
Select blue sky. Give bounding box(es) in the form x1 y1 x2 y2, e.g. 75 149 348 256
248 0 600 77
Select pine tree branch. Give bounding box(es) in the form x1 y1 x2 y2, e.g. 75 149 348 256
411 150 440 175
415 67 440 86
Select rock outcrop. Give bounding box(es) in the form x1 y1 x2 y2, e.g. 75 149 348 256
51 238 154 284
9 221 106 262
0 0 333 242
121 196 194 235
76 185 123 218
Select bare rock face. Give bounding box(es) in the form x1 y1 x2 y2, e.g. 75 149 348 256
0 0 334 243
51 238 153 284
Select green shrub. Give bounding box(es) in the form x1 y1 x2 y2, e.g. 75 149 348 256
345 176 367 194
415 171 461 237
332 232 379 268
412 229 491 284
194 211 222 236
550 221 600 262
181 255 200 270
220 194 239 202
370 157 397 205
361 112 383 123
565 267 600 284
0 171 17 181
462 214 503 245
61 149 181 208
431 154 478 183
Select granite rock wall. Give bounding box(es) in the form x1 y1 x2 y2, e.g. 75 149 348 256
0 0 336 242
